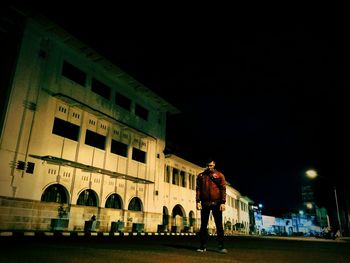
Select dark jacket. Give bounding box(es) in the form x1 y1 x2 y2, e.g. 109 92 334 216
196 169 226 205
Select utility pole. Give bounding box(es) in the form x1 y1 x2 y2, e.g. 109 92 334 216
334 187 342 237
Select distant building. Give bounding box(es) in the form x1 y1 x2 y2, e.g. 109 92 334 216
301 184 329 231
251 204 263 235
302 185 316 214
251 185 330 236
253 212 323 237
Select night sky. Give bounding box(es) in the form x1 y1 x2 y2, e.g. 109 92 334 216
10 3 350 215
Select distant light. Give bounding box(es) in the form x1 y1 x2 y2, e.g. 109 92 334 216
258 204 263 208
306 203 313 209
299 210 304 215
306 169 318 179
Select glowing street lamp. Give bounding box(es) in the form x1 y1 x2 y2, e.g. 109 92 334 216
306 203 313 209
305 169 342 236
306 169 318 179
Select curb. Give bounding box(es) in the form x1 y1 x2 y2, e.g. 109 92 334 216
0 231 197 237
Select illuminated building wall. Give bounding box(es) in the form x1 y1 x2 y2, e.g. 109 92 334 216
0 10 177 232
163 154 250 234
0 8 251 233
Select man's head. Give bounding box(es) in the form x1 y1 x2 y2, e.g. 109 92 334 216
206 159 216 171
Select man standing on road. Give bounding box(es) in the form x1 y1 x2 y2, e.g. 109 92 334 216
196 158 227 254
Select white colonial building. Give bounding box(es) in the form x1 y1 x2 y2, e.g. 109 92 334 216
0 7 251 234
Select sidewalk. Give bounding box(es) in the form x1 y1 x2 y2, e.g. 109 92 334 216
339 236 350 242
1 230 349 243
251 235 350 243
0 230 197 237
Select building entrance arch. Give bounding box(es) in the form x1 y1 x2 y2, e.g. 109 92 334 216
171 204 186 232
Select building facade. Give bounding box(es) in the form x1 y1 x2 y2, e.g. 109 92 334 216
0 8 250 233
163 154 251 234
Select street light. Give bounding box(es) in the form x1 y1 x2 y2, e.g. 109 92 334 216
306 169 317 179
305 169 342 236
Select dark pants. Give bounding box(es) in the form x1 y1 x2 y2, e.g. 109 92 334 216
199 204 224 248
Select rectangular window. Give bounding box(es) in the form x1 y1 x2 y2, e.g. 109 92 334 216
132 147 146 163
111 139 128 157
85 129 106 150
172 168 179 185
61 61 86 86
26 162 35 174
52 117 80 141
115 92 131 111
91 78 111 99
180 171 186 187
135 104 148 120
164 166 169 182
16 160 25 170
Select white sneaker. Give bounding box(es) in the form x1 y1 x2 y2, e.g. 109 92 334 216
196 248 206 252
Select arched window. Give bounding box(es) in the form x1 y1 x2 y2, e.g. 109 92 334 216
77 189 98 207
105 193 122 209
189 211 195 226
225 218 232 230
128 197 142 211
41 184 68 204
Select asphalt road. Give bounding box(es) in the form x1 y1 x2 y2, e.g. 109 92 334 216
1 234 349 263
